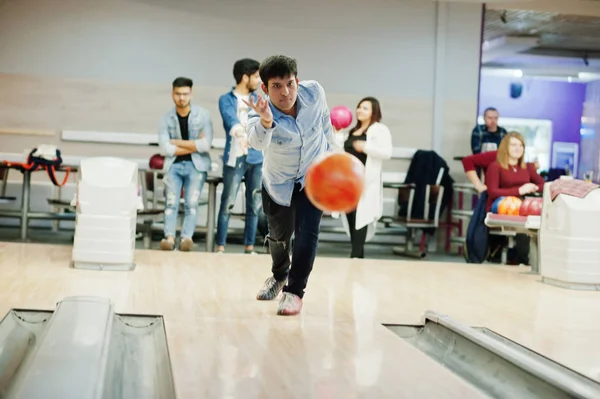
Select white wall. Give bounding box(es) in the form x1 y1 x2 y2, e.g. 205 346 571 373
0 0 438 96
0 0 482 163
0 0 483 232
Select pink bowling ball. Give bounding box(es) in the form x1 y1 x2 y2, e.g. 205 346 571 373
330 105 353 130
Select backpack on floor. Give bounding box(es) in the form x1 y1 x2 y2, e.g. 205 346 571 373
463 191 490 263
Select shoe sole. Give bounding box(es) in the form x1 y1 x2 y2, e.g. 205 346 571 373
159 241 174 251
277 309 301 316
277 305 302 315
179 241 194 251
256 284 286 301
256 293 278 301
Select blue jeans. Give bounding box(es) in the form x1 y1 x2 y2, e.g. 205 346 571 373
216 156 263 247
163 161 207 239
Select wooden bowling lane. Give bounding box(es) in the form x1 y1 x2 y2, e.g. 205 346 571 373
1 241 600 397
165 319 484 398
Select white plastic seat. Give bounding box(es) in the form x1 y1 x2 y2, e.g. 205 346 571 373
71 157 142 271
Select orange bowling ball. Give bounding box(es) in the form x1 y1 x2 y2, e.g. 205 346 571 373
498 196 522 215
305 152 365 213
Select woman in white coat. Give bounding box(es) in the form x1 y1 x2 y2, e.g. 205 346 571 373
342 97 393 258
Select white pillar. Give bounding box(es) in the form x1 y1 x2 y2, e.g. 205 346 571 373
432 2 448 154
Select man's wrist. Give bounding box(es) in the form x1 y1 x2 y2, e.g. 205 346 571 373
260 118 273 129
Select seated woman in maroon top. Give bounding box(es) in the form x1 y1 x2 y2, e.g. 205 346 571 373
485 132 545 212
461 149 541 195
483 132 544 265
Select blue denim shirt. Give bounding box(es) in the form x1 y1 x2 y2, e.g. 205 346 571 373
247 80 338 207
158 104 213 172
218 89 264 166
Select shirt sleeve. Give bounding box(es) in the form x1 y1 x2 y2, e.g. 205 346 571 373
364 124 393 160
528 163 545 192
461 150 497 172
471 126 482 154
247 109 276 150
218 94 241 136
158 115 176 157
194 110 213 153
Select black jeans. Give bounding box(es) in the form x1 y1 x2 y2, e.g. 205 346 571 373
261 184 323 299
345 210 368 258
513 234 530 265
488 233 529 265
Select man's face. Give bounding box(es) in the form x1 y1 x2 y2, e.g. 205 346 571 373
246 71 261 92
262 75 299 112
172 86 192 109
484 110 499 131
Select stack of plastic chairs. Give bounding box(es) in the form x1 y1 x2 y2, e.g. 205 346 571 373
71 157 143 270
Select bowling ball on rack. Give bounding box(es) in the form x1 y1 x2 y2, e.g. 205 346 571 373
519 197 543 216
491 196 522 216
149 154 164 170
519 197 532 216
529 198 542 215
305 152 365 213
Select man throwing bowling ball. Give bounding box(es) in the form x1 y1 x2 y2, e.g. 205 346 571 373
244 55 341 315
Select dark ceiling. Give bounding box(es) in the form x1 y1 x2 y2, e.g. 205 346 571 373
484 8 600 58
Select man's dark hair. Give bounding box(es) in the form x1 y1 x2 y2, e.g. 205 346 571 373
483 107 498 116
233 58 260 84
172 77 193 89
259 55 298 86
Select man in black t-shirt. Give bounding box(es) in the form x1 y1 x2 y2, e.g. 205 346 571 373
157 77 214 251
173 112 192 164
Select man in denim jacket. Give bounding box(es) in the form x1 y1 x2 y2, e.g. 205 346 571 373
215 58 265 254
245 55 340 315
157 77 213 251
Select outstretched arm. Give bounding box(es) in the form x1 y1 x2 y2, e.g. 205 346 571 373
245 96 276 150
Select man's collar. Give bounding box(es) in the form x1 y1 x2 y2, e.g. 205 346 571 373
171 104 198 118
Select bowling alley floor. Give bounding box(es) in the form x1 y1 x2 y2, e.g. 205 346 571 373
1 238 600 398
0 225 462 263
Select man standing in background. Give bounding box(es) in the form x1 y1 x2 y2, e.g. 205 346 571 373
157 77 213 251
215 59 265 254
471 107 507 154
